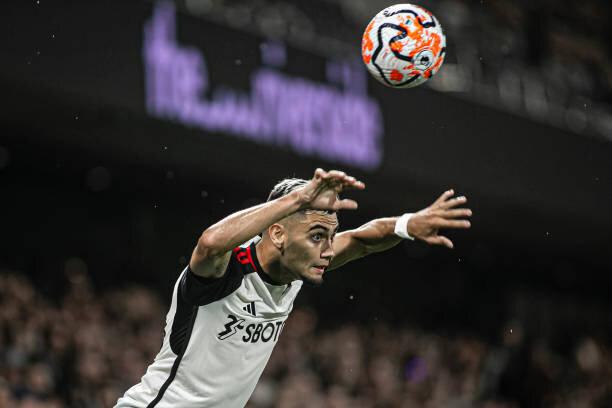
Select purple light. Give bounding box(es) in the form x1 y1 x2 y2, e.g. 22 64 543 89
143 2 384 170
260 41 287 67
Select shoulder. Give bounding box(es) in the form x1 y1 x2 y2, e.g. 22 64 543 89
181 238 261 305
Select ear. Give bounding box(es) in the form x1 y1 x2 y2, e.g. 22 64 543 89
268 223 286 252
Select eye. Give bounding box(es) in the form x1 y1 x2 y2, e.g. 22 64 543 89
311 233 323 242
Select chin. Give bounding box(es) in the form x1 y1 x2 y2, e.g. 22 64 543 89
300 273 324 287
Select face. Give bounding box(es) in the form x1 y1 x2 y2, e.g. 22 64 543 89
280 211 339 285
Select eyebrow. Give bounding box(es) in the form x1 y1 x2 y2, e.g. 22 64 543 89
308 224 340 234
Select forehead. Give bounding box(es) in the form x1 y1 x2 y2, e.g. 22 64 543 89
295 210 339 230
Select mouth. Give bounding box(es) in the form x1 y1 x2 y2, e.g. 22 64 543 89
312 265 327 274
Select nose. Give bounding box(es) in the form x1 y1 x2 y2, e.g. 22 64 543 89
321 238 334 260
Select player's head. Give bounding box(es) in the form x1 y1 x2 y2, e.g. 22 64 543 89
264 178 339 285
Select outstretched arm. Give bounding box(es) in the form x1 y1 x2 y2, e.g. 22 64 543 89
329 190 472 270
190 169 365 278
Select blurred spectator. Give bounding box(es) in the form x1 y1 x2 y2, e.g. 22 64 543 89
0 270 611 407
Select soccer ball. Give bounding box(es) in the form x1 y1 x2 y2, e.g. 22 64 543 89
361 3 446 88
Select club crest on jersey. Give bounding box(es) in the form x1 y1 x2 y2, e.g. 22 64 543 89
217 314 286 343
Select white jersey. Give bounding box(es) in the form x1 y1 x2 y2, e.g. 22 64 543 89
115 239 302 407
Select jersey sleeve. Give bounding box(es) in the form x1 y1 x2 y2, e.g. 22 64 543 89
179 262 244 306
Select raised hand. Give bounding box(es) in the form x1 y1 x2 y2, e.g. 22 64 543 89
296 168 365 212
407 189 472 248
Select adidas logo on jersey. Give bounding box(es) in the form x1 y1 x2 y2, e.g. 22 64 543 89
242 301 257 317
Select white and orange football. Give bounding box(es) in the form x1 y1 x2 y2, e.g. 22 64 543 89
362 4 446 88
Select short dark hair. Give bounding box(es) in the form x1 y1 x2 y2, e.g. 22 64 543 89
267 178 308 202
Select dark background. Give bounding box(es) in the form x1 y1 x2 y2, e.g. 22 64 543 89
1 0 610 317
0 1 611 406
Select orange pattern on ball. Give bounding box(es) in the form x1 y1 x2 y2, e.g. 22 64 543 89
390 69 404 81
361 20 376 64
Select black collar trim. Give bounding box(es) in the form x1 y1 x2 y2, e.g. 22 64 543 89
251 242 286 286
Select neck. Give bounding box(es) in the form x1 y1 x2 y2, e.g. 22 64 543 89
255 240 295 285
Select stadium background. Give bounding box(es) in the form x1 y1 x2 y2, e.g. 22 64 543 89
1 0 612 406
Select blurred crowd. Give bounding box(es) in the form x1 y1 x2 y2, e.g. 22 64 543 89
190 0 612 137
358 0 612 107
435 0 612 105
1 270 611 408
209 0 612 105
0 270 164 408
